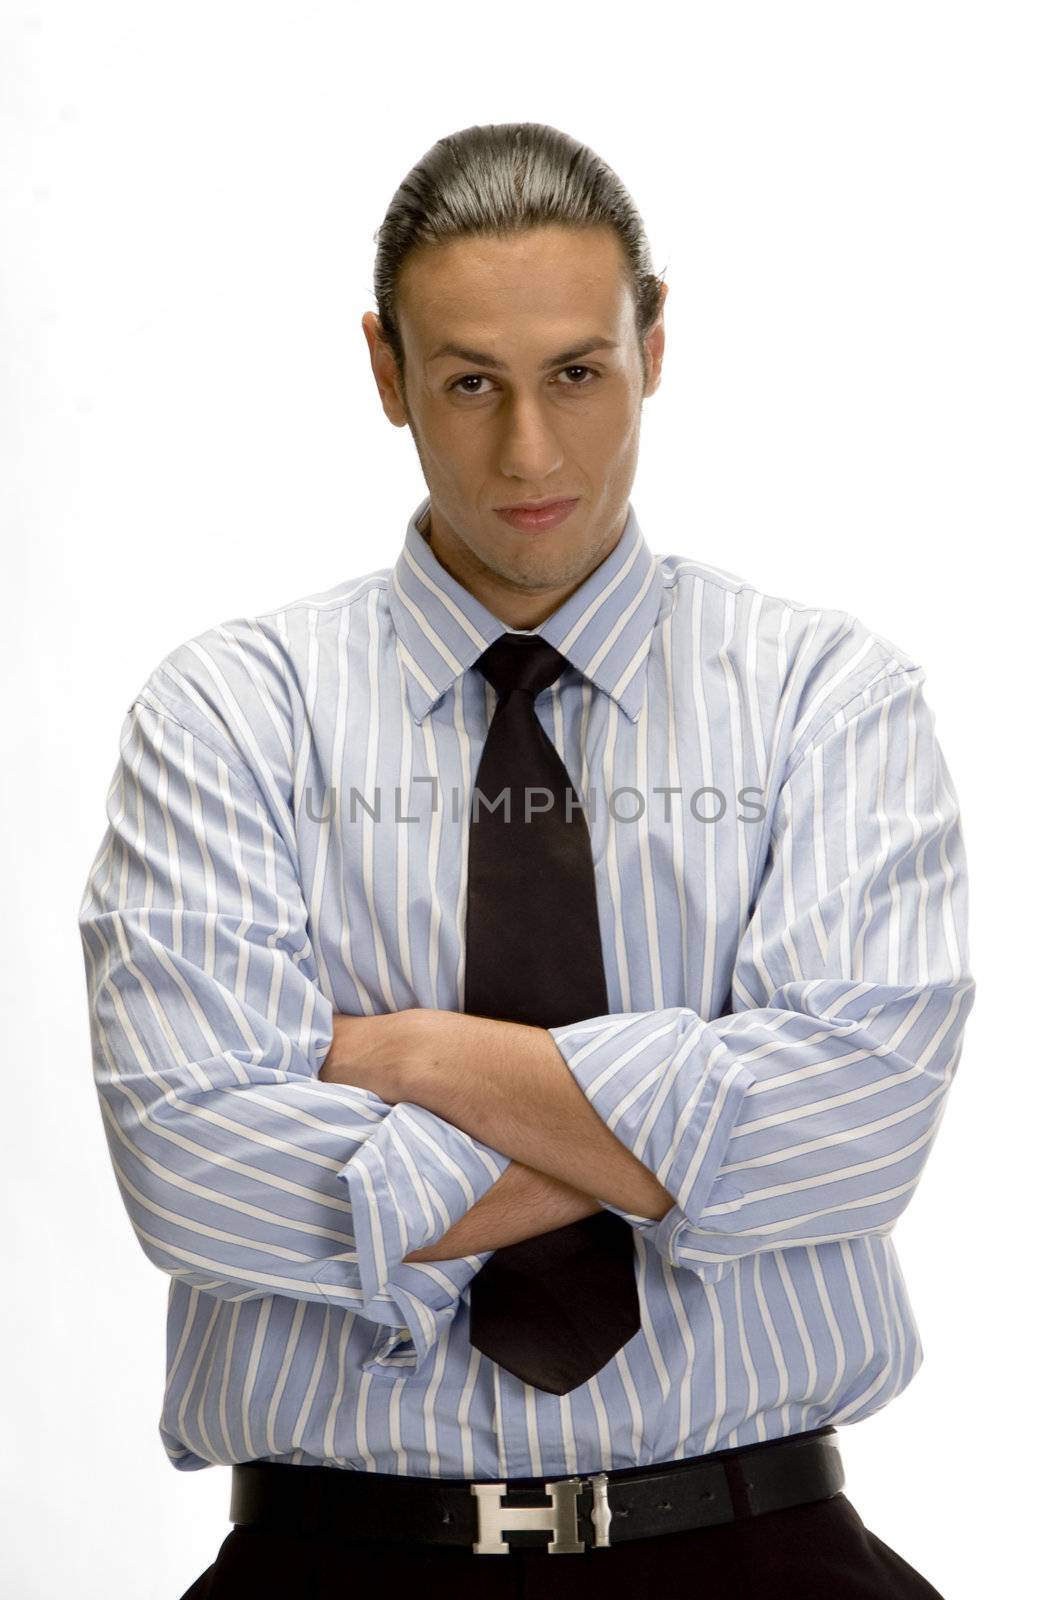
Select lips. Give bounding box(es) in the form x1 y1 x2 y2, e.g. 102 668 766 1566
498 499 576 513
495 499 580 532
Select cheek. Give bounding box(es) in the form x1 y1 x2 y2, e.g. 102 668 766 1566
570 387 636 432
566 406 635 460
416 411 480 470
425 407 491 458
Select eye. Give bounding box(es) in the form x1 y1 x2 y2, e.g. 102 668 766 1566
446 366 602 397
449 374 495 396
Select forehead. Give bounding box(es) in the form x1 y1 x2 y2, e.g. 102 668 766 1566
395 224 633 348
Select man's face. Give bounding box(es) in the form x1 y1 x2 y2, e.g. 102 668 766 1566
363 223 666 628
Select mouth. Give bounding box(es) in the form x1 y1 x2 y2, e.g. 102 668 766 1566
494 498 580 532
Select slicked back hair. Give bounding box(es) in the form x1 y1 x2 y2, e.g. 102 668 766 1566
371 122 667 402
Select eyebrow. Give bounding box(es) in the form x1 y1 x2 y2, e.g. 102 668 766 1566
427 337 620 372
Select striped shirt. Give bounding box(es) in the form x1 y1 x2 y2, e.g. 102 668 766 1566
77 492 975 1480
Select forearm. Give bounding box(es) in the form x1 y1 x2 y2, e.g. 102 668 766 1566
323 1007 676 1226
403 1160 601 1263
402 1012 676 1219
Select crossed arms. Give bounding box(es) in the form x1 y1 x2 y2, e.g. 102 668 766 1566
319 1008 677 1262
78 662 974 1370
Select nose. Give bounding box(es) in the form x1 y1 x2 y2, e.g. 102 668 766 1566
496 392 564 486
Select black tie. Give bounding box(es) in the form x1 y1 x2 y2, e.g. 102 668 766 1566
464 632 642 1394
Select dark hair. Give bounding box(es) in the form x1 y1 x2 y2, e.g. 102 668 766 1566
372 122 667 400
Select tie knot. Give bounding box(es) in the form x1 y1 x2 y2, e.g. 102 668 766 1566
473 633 570 700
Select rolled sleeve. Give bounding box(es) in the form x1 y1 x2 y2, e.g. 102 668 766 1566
547 1009 752 1274
549 666 975 1285
79 690 511 1375
314 1100 511 1371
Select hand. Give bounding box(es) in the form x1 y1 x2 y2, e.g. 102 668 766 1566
319 1009 420 1104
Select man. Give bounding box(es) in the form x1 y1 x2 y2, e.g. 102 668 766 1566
79 123 974 1597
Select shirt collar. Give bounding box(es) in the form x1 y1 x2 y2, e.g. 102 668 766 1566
386 494 664 725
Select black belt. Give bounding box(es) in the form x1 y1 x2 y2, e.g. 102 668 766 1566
229 1425 845 1556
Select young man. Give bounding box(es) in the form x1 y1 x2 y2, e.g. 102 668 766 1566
79 123 973 1598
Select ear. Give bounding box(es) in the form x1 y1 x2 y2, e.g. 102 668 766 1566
362 311 409 428
642 282 668 398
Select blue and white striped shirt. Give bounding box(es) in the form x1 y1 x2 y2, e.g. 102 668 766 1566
78 493 975 1480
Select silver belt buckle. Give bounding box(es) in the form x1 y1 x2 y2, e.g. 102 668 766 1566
471 1470 613 1554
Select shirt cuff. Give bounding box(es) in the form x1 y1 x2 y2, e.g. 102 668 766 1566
312 1100 511 1373
546 1008 754 1276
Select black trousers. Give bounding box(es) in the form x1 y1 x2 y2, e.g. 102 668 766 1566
178 1484 946 1598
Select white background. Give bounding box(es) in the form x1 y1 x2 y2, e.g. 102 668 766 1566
2 2 1060 1595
